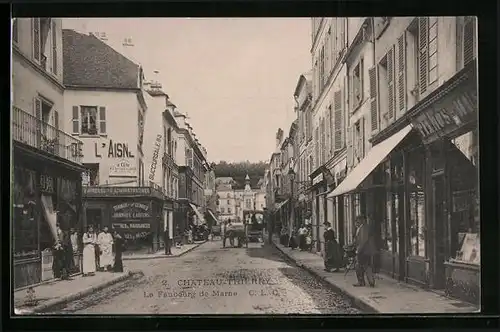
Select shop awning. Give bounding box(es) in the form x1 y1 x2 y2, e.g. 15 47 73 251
189 203 205 225
327 124 413 198
207 209 219 225
275 199 289 211
41 194 58 241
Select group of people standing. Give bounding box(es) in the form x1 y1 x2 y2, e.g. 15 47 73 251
278 214 377 288
81 225 125 277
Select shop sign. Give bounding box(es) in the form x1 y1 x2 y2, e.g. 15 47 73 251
112 222 151 229
109 159 137 177
83 186 152 197
412 89 477 144
111 202 151 219
148 134 162 181
312 173 324 186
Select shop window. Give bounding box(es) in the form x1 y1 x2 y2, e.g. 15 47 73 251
13 167 39 259
382 192 393 251
87 208 103 228
343 195 351 245
408 152 426 257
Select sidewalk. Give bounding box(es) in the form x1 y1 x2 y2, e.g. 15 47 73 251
14 270 143 314
122 241 206 260
271 235 479 314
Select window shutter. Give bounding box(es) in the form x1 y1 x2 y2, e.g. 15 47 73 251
368 67 378 131
397 33 407 113
456 17 464 70
360 117 365 158
52 21 57 75
34 98 42 120
418 17 429 94
348 74 353 114
325 32 331 76
463 17 475 66
346 126 353 169
32 18 40 61
72 106 80 134
334 90 342 151
99 106 106 134
387 46 395 120
54 110 59 130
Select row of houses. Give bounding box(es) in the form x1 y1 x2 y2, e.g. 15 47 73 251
12 18 216 289
265 17 479 304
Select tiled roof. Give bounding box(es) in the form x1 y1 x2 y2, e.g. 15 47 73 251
63 29 139 89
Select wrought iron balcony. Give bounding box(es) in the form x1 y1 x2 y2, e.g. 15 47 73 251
12 106 83 164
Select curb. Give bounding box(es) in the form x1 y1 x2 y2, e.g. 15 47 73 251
271 240 380 314
18 270 144 314
122 241 206 261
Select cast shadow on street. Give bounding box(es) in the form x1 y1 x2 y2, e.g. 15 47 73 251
244 244 290 264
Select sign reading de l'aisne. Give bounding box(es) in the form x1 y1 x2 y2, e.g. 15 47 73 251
412 88 477 145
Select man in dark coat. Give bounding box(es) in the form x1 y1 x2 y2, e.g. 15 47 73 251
353 215 377 287
323 221 343 272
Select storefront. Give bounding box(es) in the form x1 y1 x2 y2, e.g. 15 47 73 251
82 186 165 253
13 143 85 289
309 168 328 253
409 61 478 303
327 61 478 303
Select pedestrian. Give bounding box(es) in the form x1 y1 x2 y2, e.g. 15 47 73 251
97 226 115 272
288 227 298 249
353 215 377 287
94 224 101 271
62 226 75 276
298 224 308 250
82 225 97 276
113 231 125 273
323 221 343 272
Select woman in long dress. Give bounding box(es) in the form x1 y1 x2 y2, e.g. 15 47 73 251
82 225 97 276
97 226 114 271
113 231 124 272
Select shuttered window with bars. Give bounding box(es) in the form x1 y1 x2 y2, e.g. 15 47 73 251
368 67 378 132
396 33 407 114
457 16 476 70
333 90 343 151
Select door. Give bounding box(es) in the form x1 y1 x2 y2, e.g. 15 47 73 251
315 194 321 252
432 174 447 289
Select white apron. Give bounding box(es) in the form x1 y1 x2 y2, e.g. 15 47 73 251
97 232 115 267
82 233 96 274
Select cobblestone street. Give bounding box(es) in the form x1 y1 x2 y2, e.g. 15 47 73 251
47 240 361 314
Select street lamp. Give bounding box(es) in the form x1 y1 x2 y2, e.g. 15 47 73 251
288 163 296 236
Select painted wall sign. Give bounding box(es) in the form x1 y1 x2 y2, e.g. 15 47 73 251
111 202 151 219
108 140 135 158
412 88 477 144
112 222 151 229
109 158 137 177
149 134 162 181
312 173 324 186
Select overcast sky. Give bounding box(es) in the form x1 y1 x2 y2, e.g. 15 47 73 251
63 18 311 163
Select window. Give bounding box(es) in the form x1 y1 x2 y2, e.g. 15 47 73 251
314 127 319 169
320 46 326 87
221 207 225 214
320 118 326 164
333 90 343 151
13 18 18 43
414 17 438 97
351 58 364 110
76 106 102 135
228 208 232 214
408 150 426 257
227 199 230 204
246 199 252 209
13 167 38 259
32 18 50 67
378 49 395 128
457 16 477 71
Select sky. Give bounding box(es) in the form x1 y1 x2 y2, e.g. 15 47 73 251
63 18 311 163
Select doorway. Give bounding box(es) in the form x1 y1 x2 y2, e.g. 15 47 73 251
432 174 447 289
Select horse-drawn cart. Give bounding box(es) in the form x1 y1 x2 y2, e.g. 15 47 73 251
222 222 249 248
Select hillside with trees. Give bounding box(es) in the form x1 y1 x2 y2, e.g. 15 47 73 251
213 160 267 189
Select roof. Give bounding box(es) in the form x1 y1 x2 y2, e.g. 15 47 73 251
63 29 139 89
293 71 313 97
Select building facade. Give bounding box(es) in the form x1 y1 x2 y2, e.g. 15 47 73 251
174 111 209 233
326 17 478 304
309 18 349 253
12 18 86 288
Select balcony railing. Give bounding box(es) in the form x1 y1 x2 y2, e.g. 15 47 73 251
12 106 83 164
